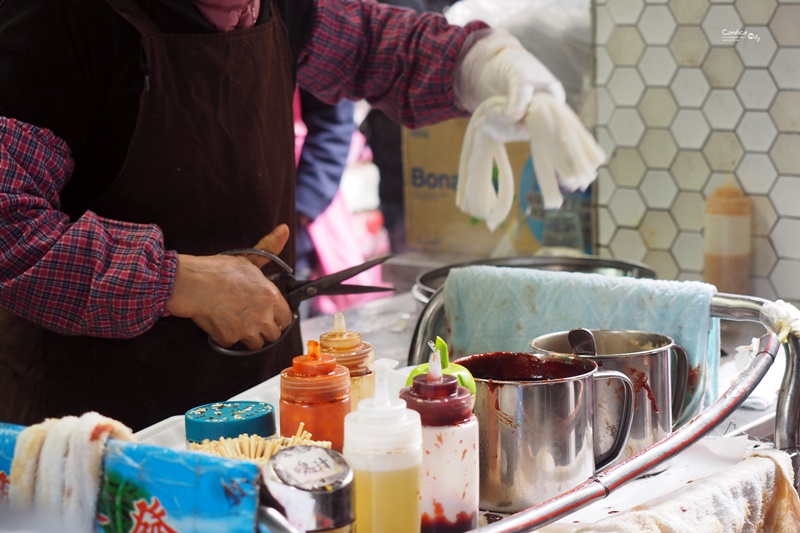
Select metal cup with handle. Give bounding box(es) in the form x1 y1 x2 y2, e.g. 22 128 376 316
530 329 690 472
454 352 634 513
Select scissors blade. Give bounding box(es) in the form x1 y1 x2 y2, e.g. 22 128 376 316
314 283 395 296
286 254 393 307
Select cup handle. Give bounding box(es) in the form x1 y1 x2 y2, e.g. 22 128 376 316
593 369 635 471
670 344 690 428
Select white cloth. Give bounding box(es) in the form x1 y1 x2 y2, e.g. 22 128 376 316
8 413 135 533
555 449 800 532
456 92 604 230
761 299 800 344
456 97 516 231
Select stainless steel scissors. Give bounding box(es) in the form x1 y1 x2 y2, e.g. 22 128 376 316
208 249 393 356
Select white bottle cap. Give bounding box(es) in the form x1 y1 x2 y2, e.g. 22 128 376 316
343 375 422 454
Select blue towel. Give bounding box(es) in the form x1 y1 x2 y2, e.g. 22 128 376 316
444 265 720 424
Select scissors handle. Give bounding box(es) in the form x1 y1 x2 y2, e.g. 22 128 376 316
208 313 299 357
208 248 296 356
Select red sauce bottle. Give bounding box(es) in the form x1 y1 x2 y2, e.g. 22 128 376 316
280 340 351 452
400 348 479 533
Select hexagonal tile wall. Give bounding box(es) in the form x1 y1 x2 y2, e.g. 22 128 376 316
703 89 744 130
641 170 678 208
593 0 800 303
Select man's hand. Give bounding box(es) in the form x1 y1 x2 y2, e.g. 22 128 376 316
165 224 294 350
455 28 565 142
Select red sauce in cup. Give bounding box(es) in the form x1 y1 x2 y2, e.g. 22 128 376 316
455 352 592 381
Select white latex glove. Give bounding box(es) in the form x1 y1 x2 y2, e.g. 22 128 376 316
455 28 565 143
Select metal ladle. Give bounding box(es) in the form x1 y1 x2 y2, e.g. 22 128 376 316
568 328 597 356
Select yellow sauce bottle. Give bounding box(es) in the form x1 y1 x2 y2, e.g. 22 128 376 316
343 375 422 533
320 313 375 410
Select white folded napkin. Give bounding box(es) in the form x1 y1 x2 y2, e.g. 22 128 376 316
456 93 605 231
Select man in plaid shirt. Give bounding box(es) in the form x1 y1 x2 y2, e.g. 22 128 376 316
0 0 563 429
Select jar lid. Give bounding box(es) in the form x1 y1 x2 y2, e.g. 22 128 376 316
185 401 276 443
291 340 337 375
264 446 354 530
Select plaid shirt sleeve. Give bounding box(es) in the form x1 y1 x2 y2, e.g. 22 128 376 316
296 0 489 129
0 117 177 338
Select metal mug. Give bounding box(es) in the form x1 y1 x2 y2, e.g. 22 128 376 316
530 330 689 471
454 352 634 513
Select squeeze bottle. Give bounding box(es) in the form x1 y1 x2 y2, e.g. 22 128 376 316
704 180 751 295
343 374 422 533
319 312 375 409
400 346 479 533
280 340 351 452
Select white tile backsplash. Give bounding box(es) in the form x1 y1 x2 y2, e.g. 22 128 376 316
769 49 800 89
735 69 778 109
639 5 677 44
735 111 777 152
735 26 777 67
640 210 679 248
641 170 678 207
770 5 800 46
703 89 744 129
671 68 711 107
638 47 678 85
609 188 647 226
594 0 800 303
671 109 711 149
736 153 778 193
771 176 800 217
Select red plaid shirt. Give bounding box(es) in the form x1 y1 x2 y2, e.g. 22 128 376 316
0 1 487 337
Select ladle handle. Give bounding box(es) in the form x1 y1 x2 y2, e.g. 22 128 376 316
593 369 635 471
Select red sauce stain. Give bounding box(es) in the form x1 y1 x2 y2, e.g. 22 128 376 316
681 506 688 512
608 510 619 515
420 500 477 533
90 423 112 442
455 352 591 381
688 364 700 391
626 367 659 414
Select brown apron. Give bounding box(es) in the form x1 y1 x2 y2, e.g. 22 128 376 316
0 0 301 431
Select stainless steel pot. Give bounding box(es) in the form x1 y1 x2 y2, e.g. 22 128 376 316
408 256 656 365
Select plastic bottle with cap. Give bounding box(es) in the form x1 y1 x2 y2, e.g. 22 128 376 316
280 340 351 452
343 372 422 533
319 312 375 410
704 180 751 295
400 345 479 533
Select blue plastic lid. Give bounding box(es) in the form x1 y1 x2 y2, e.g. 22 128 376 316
185 401 276 443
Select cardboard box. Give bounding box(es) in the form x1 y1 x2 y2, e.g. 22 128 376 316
402 118 594 256
402 118 540 256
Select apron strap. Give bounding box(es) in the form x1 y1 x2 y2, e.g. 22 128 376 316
105 0 161 39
